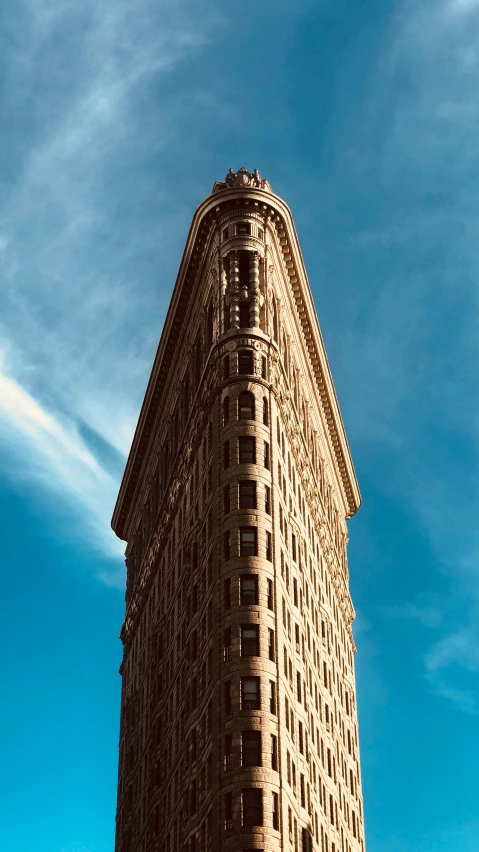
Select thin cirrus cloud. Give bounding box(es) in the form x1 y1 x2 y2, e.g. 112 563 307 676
0 357 122 561
0 0 223 573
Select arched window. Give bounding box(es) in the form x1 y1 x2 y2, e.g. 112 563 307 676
223 397 229 426
263 397 269 426
238 391 255 420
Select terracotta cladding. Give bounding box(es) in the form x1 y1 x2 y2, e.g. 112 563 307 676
113 174 366 852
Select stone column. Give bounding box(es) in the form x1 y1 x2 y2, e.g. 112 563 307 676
229 251 240 329
249 251 260 328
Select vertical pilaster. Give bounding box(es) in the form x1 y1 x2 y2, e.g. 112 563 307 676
249 251 261 328
229 251 240 329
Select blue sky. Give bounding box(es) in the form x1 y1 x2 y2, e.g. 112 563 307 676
1 0 478 849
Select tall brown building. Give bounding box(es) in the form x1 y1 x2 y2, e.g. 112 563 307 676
112 168 365 852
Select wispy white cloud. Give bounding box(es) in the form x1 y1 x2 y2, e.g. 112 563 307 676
426 628 479 674
387 601 444 629
0 358 100 474
425 627 479 714
0 354 123 563
445 0 479 17
0 0 222 578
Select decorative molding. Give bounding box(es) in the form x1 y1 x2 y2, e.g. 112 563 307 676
212 166 272 193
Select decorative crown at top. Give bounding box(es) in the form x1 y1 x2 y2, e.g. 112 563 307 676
212 167 271 194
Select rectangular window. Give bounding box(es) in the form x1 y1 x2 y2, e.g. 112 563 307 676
222 227 229 241
241 625 259 656
241 676 260 710
238 350 254 374
273 791 279 831
242 789 263 827
224 578 231 609
269 680 276 715
239 481 256 509
224 734 232 771
299 720 304 754
240 574 258 605
223 355 230 380
297 672 302 703
263 397 269 425
262 356 267 379
265 486 271 514
267 579 274 610
224 680 232 714
223 440 230 470
237 223 251 235
239 301 251 328
292 533 297 562
225 791 233 830
239 436 256 464
271 735 278 771
224 627 231 662
266 531 272 562
224 484 230 514
300 774 305 808
264 441 270 469
293 578 298 607
240 527 257 556
242 730 262 766
268 629 275 661
224 531 230 560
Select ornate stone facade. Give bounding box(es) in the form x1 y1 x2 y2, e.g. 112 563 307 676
112 170 365 852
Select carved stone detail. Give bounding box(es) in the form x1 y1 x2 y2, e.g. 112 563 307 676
212 166 272 193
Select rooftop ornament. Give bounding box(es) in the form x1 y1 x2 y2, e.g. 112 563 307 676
212 167 271 193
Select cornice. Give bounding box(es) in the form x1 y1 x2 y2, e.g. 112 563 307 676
112 182 361 541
